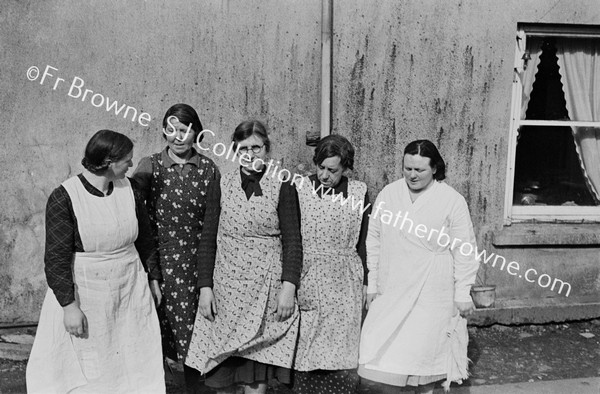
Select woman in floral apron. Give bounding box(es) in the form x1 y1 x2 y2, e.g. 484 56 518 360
133 103 220 392
186 120 302 394
292 135 371 394
26 130 164 393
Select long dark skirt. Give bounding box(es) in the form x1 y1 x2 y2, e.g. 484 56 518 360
205 357 291 389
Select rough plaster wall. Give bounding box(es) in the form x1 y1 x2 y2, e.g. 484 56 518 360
333 0 600 299
3 0 600 323
0 0 320 323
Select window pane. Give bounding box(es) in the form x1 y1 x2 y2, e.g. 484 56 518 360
525 38 568 121
513 125 598 206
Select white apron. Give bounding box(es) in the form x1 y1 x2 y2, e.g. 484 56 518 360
359 180 479 380
26 176 165 393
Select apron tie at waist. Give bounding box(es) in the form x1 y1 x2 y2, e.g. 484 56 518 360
304 248 358 258
74 243 137 263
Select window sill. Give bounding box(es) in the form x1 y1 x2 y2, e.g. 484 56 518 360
493 223 600 246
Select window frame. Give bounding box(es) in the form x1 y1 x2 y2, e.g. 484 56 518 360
504 23 600 225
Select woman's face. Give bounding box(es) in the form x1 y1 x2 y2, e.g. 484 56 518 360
403 154 436 193
236 134 268 173
317 155 344 188
165 117 195 158
109 150 134 180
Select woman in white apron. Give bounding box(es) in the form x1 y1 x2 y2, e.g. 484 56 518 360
359 140 479 393
26 130 165 393
185 120 302 394
292 135 370 394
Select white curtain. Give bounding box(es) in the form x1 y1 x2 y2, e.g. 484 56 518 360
520 37 543 119
556 38 600 203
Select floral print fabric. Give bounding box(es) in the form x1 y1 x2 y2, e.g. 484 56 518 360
294 178 367 371
148 152 218 361
186 170 300 374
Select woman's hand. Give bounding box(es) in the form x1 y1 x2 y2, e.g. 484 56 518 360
63 301 87 338
276 281 296 322
365 293 377 310
149 280 162 307
199 287 217 322
455 300 475 317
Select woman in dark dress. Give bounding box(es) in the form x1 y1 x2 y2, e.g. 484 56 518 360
133 103 220 392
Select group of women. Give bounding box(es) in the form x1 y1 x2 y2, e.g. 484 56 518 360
26 103 480 394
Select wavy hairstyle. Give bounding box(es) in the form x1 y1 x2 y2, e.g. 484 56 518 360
81 129 133 174
162 103 204 142
232 120 271 152
403 139 446 180
312 134 355 170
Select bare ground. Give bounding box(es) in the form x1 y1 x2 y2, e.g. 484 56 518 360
2 320 599 393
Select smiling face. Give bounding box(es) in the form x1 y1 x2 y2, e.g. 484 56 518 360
109 150 133 180
403 153 436 193
164 116 195 158
236 133 267 173
316 155 344 188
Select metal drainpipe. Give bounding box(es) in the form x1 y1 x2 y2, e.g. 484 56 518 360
320 0 333 140
307 0 333 146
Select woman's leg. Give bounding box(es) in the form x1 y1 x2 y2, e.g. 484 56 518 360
414 383 435 394
216 385 238 394
183 364 202 394
243 382 267 394
374 384 402 394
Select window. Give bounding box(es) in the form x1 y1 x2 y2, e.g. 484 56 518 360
504 23 600 223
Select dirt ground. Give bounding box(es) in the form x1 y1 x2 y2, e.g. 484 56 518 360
2 319 599 393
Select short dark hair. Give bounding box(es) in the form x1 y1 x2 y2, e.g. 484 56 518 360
313 134 355 170
81 130 133 174
162 103 204 142
232 120 271 152
403 139 446 180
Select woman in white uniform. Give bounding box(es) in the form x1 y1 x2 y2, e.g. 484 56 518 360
26 130 165 393
359 139 479 393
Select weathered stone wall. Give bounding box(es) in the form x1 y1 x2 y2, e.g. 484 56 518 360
2 0 599 323
332 0 600 302
0 0 321 323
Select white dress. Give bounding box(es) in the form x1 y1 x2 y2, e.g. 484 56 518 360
26 176 165 394
358 179 479 384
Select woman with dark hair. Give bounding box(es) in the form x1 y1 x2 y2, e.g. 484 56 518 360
292 134 371 394
358 139 479 394
27 130 165 393
132 103 220 392
185 120 302 394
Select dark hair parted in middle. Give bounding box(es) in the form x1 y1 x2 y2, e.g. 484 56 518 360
81 129 133 174
232 120 271 152
403 139 446 181
162 103 204 141
313 134 355 170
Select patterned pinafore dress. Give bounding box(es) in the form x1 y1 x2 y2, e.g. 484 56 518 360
294 178 367 371
186 170 300 373
147 152 217 360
